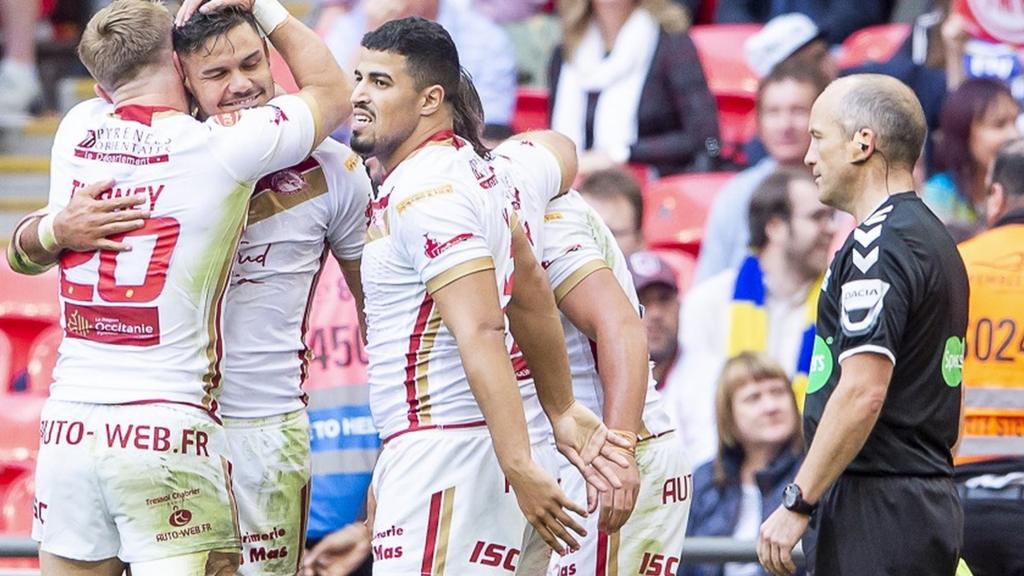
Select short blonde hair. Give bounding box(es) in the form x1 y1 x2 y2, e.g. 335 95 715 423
78 0 173 91
557 0 690 60
712 351 802 486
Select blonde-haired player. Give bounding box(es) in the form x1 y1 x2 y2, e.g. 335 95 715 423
7 0 351 573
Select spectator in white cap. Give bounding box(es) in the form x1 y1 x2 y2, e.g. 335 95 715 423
744 12 838 81
716 0 894 45
628 250 682 388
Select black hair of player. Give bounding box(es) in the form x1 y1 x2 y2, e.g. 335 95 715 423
361 17 491 158
172 5 261 57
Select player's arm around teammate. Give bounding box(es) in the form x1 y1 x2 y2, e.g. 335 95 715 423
10 0 352 273
6 179 147 274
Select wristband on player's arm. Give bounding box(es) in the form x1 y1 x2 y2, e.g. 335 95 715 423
7 213 55 275
252 0 290 35
607 428 639 456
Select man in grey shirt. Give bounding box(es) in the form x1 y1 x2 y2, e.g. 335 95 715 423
695 63 829 282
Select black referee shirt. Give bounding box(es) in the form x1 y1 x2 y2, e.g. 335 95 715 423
804 192 969 477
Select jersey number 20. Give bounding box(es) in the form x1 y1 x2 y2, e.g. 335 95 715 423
59 217 181 303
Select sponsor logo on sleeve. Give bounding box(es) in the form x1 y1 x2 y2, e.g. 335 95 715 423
469 157 498 189
806 335 834 394
942 336 964 387
269 105 289 125
840 279 890 336
424 233 473 259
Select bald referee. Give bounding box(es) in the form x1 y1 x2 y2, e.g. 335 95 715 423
757 74 968 575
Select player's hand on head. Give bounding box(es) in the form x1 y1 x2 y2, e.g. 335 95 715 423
597 450 640 533
175 0 255 27
505 462 587 556
757 506 809 576
301 522 372 576
53 179 149 253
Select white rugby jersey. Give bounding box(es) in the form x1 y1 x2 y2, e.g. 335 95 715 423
542 191 673 438
490 138 564 441
47 96 315 415
219 139 371 418
362 131 516 441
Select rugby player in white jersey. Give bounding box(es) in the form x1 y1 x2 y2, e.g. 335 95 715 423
349 17 628 575
173 4 371 574
5 0 351 574
541 192 692 576
489 130 690 574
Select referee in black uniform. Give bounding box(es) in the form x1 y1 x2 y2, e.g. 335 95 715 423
756 74 968 575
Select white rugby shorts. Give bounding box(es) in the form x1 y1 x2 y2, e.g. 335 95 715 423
224 409 311 576
550 431 693 576
370 426 564 575
31 399 241 563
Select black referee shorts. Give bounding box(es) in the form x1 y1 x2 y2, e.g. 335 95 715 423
804 474 962 576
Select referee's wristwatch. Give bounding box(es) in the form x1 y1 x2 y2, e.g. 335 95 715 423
782 483 817 516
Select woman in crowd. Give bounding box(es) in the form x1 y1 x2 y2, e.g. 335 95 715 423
923 78 1020 238
548 0 720 177
683 352 804 576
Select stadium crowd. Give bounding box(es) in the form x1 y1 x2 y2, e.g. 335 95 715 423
1 0 1023 575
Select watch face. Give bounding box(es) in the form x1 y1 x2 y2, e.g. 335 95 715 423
783 484 799 508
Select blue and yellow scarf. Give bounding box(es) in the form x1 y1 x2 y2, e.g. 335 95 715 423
728 255 822 412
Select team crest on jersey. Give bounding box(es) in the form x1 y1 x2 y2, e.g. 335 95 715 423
424 233 473 259
267 169 307 196
213 111 241 127
269 105 289 125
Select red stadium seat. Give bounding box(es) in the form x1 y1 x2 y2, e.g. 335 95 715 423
26 325 62 396
836 23 911 69
0 332 10 392
690 25 762 163
642 172 736 255
0 261 59 392
714 91 758 166
689 24 762 96
0 464 34 535
0 394 45 462
511 87 550 134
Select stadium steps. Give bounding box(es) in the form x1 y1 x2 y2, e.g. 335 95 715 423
0 118 50 240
